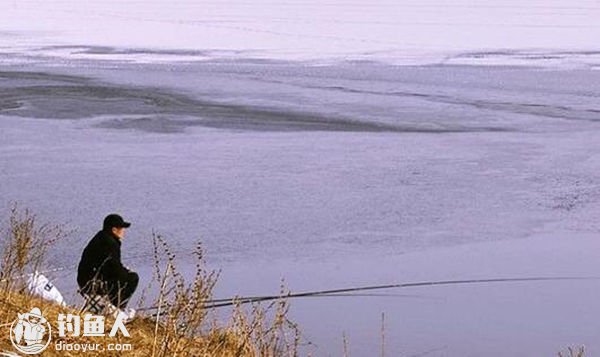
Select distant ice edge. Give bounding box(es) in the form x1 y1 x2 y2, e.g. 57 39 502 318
2 44 600 69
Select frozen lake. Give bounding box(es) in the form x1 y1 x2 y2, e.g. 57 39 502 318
2 1 600 354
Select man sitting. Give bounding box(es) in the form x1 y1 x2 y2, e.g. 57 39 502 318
77 214 139 317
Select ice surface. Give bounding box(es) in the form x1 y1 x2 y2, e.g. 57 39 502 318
1 60 600 355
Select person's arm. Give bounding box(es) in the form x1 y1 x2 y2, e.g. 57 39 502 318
100 241 131 282
102 256 130 281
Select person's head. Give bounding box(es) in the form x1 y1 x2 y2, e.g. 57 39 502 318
103 214 131 240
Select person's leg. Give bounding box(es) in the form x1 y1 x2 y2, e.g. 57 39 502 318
107 272 139 309
119 272 139 308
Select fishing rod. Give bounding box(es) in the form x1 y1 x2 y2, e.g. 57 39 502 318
136 292 442 313
203 276 600 308
139 276 600 311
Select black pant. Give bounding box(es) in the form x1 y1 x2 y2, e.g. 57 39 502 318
80 272 139 309
106 272 139 309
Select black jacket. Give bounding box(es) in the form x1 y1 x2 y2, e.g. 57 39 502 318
77 229 131 288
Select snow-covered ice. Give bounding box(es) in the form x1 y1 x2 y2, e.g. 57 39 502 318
2 0 600 67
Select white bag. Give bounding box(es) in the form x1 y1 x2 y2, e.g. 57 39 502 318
26 271 66 306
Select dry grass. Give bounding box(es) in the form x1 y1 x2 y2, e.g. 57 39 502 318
0 206 300 356
558 346 585 357
0 205 68 310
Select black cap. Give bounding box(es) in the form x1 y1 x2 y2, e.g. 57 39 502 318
103 214 131 230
